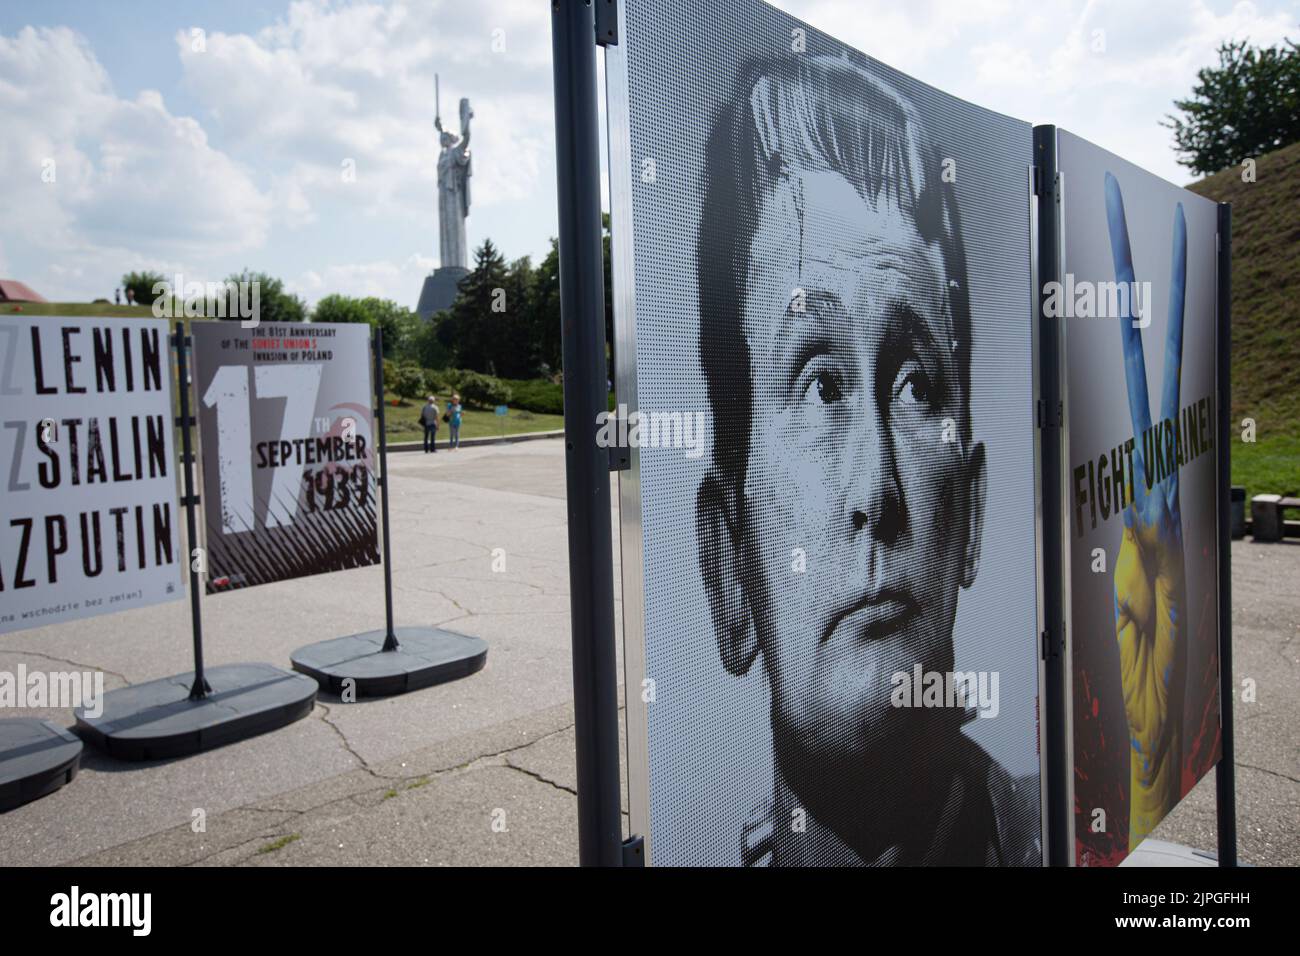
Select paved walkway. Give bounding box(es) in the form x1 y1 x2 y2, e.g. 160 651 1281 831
0 439 1294 865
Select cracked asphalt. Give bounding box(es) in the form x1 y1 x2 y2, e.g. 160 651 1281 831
1 438 1294 865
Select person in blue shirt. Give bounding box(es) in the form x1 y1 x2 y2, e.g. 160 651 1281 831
446 393 463 449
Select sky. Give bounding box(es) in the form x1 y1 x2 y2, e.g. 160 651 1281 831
0 0 1294 307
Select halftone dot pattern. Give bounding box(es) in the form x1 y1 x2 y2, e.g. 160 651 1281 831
621 0 1042 865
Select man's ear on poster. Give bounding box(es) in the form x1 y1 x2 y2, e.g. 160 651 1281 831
697 473 760 676
961 438 987 590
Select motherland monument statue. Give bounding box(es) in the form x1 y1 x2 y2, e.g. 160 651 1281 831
417 75 474 320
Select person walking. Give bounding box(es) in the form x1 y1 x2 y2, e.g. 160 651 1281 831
420 395 440 453
446 393 463 449
114 288 121 305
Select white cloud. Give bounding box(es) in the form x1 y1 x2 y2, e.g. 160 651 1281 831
289 251 436 305
2 0 1292 305
0 25 272 299
175 0 554 226
2 2 558 305
775 0 1018 72
777 0 1297 184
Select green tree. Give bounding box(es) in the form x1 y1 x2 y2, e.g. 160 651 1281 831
531 239 563 375
387 362 427 403
1165 36 1300 175
121 270 166 306
456 371 513 408
312 293 370 326
491 255 539 379
218 270 307 324
520 216 611 378
313 294 417 357
438 239 509 373
357 297 415 356
407 316 452 369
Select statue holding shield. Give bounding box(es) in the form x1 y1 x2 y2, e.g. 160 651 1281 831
435 78 473 271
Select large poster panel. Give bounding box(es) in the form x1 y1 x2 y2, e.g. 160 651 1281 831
610 0 1043 865
190 322 378 593
0 316 184 634
1056 130 1222 867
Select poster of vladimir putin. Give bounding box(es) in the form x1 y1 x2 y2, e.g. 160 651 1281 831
607 0 1046 865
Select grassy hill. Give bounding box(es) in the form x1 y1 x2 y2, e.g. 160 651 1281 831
1187 141 1300 495
3 301 155 317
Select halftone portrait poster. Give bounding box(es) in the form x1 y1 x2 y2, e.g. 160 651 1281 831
1055 130 1222 867
191 321 378 594
609 0 1044 865
0 316 184 634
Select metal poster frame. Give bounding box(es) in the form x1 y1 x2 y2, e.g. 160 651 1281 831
551 0 626 867
601 0 653 865
1034 126 1073 866
1214 202 1237 867
1027 161 1053 868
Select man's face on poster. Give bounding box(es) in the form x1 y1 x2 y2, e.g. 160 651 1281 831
735 167 986 777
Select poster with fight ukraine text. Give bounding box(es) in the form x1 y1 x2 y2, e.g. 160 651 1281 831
1056 130 1222 867
191 321 378 594
610 0 1044 866
0 316 184 634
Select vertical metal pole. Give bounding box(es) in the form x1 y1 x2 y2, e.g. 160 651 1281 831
552 0 623 867
372 326 399 650
1214 203 1237 867
175 322 210 701
1034 127 1070 866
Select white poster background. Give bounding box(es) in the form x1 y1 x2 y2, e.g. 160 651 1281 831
0 316 184 634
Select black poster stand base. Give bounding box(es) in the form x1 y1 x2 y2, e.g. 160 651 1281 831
291 627 487 698
74 326 316 763
0 719 83 812
290 326 488 700
74 662 317 761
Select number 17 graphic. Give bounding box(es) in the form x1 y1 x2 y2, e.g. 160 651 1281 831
203 364 324 533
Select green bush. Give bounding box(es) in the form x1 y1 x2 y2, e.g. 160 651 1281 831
423 369 461 398
122 270 166 306
388 363 427 403
501 377 564 415
456 371 513 408
418 368 459 397
393 369 574 415
218 270 306 323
